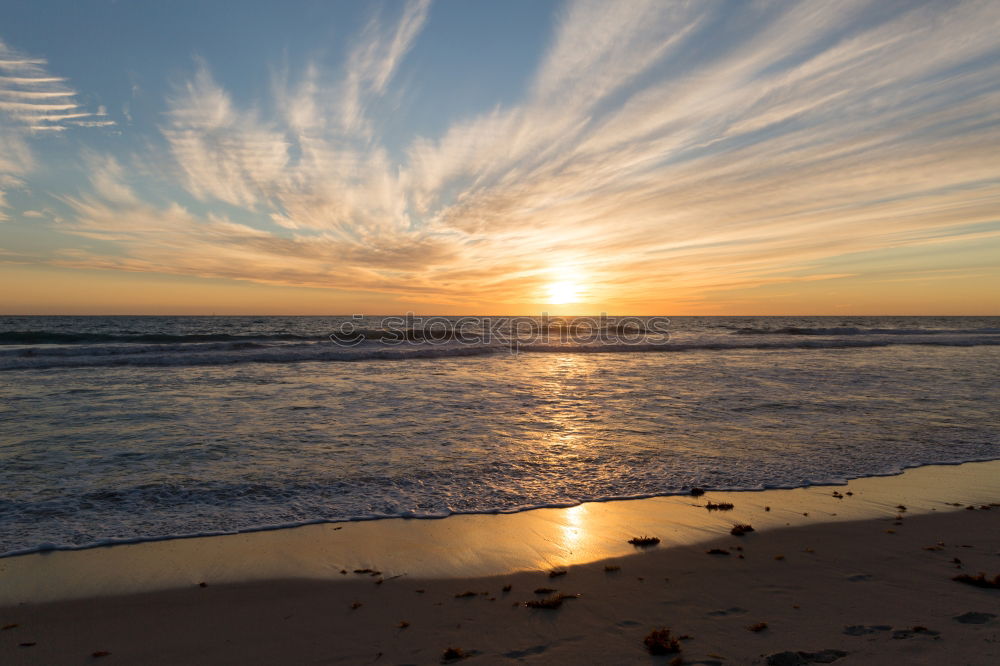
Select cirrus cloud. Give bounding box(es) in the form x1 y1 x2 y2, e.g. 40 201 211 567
15 0 1000 308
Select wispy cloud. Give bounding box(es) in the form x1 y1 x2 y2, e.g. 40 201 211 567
29 1 1000 308
0 39 113 132
0 39 114 220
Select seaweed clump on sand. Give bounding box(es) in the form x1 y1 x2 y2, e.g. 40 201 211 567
706 548 730 556
629 536 661 547
730 523 755 536
953 573 1000 589
643 628 681 655
690 487 705 496
441 647 469 663
523 593 579 609
747 622 769 632
706 502 734 511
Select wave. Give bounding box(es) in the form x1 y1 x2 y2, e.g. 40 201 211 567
3 456 999 558
1 335 997 370
732 326 1000 336
0 339 273 359
0 331 325 345
0 321 662 347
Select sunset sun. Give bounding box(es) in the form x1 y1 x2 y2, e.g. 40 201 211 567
545 280 580 304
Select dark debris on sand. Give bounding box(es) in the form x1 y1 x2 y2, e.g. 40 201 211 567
953 572 1000 589
731 523 755 536
643 628 681 655
628 536 661 547
706 548 730 555
441 647 469 663
706 502 734 511
523 593 579 609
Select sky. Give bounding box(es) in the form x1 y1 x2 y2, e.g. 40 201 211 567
1 0 998 315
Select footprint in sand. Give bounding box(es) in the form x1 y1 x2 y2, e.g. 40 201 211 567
842 625 891 636
766 649 848 665
707 606 748 617
502 645 548 658
953 612 997 624
891 626 940 639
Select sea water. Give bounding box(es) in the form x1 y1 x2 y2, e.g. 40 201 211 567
1 315 998 555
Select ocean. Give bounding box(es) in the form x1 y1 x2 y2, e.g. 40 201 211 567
1 315 998 556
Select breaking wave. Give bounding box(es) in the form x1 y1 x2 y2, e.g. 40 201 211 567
1 335 998 371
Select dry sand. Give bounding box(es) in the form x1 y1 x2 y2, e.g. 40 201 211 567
2 465 999 664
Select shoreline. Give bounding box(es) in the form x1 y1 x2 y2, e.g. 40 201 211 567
2 460 999 606
5 455 1000 561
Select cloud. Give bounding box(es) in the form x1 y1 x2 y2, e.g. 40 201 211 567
59 153 460 293
0 39 115 219
340 0 430 132
24 1 1000 308
0 39 113 132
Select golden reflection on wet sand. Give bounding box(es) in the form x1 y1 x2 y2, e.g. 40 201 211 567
1 460 998 604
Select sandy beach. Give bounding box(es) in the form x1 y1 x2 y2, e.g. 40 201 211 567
2 463 999 665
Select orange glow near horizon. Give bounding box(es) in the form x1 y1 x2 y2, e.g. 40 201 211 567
2 3 1000 316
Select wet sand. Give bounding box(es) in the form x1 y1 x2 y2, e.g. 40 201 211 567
1 462 999 664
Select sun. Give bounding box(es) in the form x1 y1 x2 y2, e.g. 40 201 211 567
546 280 580 304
